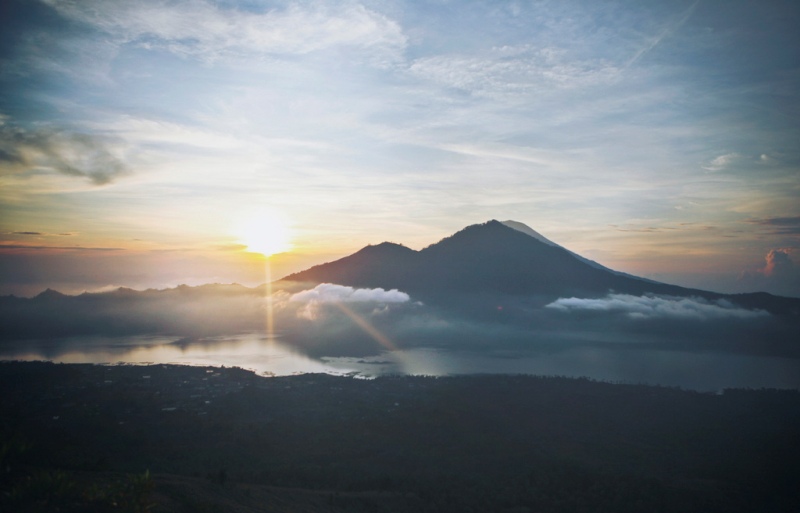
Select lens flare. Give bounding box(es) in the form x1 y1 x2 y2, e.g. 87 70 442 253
236 211 292 257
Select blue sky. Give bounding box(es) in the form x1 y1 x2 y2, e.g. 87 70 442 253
1 0 798 296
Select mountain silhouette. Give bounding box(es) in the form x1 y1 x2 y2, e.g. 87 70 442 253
500 220 662 284
2 221 797 354
281 241 418 291
281 220 717 303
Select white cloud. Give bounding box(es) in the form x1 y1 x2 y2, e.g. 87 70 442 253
97 117 244 150
44 0 406 62
286 283 411 322
408 46 619 98
546 294 768 320
703 152 740 171
289 283 410 304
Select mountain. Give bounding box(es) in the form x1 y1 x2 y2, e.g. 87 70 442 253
499 220 558 247
500 220 662 284
279 241 418 292
2 222 797 354
281 220 720 303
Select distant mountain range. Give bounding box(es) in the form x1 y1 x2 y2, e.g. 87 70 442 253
280 220 798 315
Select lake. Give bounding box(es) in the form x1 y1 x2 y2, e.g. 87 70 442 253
1 332 798 392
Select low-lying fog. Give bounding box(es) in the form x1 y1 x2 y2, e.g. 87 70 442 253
1 333 798 392
1 283 798 391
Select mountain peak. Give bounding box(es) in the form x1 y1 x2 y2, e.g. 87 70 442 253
34 288 66 300
281 241 417 289
281 219 703 300
501 220 558 247
421 219 545 254
356 242 413 254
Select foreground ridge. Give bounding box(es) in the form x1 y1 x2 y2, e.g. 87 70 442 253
2 361 799 513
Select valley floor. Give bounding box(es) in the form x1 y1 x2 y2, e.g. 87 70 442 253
2 361 799 512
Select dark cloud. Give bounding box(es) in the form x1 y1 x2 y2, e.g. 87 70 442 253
6 231 75 237
0 244 124 251
746 216 800 236
738 248 800 297
762 249 794 277
0 123 129 185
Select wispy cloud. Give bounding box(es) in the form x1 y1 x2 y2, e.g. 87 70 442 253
626 0 700 68
434 141 564 167
408 46 619 99
4 231 76 238
43 0 407 64
97 117 244 150
746 216 800 236
702 152 741 172
0 244 124 251
546 293 768 320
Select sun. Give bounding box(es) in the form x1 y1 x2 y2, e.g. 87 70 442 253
235 210 292 257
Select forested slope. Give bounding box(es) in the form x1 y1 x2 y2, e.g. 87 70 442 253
2 362 798 512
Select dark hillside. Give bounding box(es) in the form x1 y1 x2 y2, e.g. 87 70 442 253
279 221 800 320
281 242 419 291
2 362 799 512
283 221 721 302
414 220 693 298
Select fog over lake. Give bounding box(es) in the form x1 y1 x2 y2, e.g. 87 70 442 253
2 333 797 392
2 268 798 393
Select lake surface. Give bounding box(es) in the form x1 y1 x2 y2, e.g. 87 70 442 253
2 332 798 391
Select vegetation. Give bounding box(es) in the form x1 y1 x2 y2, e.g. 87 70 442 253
2 361 799 512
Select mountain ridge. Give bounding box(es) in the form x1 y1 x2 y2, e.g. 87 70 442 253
4 221 799 317
500 220 662 285
2 221 797 353
281 220 715 302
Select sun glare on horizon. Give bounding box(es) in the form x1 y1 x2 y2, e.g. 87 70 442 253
235 210 293 257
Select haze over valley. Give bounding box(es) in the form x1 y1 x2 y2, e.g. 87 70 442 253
3 221 798 391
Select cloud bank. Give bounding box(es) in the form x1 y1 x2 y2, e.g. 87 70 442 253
546 294 769 320
748 216 800 236
289 283 410 304
1 284 796 361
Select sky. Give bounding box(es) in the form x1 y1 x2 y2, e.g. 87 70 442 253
0 0 799 297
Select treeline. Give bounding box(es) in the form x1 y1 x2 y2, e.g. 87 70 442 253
2 362 799 512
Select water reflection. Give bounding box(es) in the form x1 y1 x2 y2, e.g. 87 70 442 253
322 347 800 391
1 333 798 391
0 333 357 376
